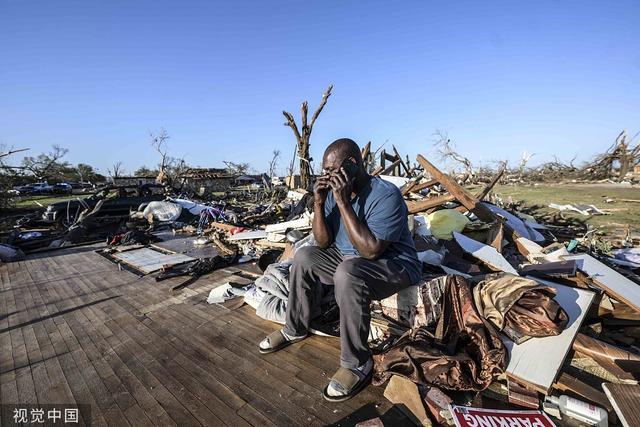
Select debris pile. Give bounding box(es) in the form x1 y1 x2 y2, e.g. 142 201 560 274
2 141 640 426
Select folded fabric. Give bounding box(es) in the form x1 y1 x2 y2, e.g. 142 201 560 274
373 275 507 391
473 273 568 343
206 283 234 304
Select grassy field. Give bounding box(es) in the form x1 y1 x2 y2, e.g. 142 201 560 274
488 183 640 233
14 194 86 209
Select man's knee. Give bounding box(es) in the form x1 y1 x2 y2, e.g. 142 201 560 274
293 246 317 266
333 258 366 288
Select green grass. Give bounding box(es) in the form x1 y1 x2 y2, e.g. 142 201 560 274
14 194 87 209
488 183 640 233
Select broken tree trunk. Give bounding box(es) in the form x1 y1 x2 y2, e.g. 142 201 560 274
283 85 333 190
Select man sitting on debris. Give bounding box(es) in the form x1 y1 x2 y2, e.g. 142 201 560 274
259 138 421 402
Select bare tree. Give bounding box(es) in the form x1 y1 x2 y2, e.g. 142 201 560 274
108 161 125 180
148 128 191 189
0 145 29 209
0 147 29 159
21 145 69 181
223 161 250 176
150 128 171 173
161 157 189 190
517 151 536 177
283 85 333 189
433 130 474 182
134 166 159 176
268 149 281 179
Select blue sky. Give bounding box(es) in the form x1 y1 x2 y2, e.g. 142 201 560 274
1 0 639 175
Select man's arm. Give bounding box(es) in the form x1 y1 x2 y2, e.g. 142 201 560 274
312 175 334 248
329 169 390 260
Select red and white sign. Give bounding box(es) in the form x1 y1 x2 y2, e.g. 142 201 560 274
449 405 556 427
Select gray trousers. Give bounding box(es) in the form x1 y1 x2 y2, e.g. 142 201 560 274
283 246 413 369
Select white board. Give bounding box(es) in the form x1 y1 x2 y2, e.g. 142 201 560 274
264 212 312 233
453 232 518 275
503 278 595 393
482 202 545 243
227 230 268 241
112 248 195 274
563 253 640 312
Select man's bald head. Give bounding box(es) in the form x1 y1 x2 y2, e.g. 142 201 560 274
322 138 363 173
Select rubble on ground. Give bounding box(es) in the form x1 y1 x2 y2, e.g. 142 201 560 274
2 143 640 426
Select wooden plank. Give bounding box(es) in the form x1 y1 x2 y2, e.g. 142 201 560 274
112 248 195 274
573 333 640 381
1 244 397 425
22 259 108 426
378 159 402 176
521 260 578 279
408 178 440 194
406 194 456 214
563 253 640 313
554 371 613 416
361 141 371 160
603 383 640 427
504 278 595 394
476 165 505 201
34 252 177 425
415 154 496 223
392 145 412 176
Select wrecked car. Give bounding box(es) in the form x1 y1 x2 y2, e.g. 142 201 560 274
42 184 165 228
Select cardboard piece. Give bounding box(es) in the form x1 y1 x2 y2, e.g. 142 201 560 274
384 375 432 426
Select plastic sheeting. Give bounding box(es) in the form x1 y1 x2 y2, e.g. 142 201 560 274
168 198 210 215
426 209 470 240
142 201 182 222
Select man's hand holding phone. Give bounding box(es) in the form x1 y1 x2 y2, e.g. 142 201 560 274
314 174 331 205
329 166 353 207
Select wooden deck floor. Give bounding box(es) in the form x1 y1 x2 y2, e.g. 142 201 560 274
0 245 408 426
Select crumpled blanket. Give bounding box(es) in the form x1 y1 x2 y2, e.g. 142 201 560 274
254 261 293 322
373 275 507 391
473 273 568 344
252 259 331 325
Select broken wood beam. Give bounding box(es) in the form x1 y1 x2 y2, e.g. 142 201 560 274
406 194 456 214
400 180 418 196
361 141 371 160
415 154 497 223
476 165 506 201
378 159 402 176
507 379 540 409
392 145 412 177
573 333 640 381
206 221 237 232
408 178 440 194
371 165 384 176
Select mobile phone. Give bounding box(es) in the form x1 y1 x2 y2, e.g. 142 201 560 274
341 157 358 181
